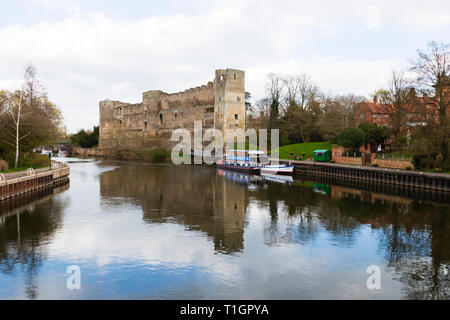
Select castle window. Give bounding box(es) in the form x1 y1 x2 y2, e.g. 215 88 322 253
159 113 163 124
174 112 178 118
235 114 239 120
144 120 147 129
219 97 222 102
234 74 236 80
237 97 241 102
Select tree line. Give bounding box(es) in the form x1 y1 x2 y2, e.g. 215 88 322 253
0 65 63 169
248 41 449 170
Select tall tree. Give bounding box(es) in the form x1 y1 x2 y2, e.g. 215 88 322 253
384 70 414 148
0 65 63 167
411 41 449 167
2 90 33 168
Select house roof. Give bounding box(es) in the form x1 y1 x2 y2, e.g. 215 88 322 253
361 102 392 114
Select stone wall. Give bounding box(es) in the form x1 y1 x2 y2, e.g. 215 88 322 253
99 68 245 150
332 146 363 165
371 154 414 170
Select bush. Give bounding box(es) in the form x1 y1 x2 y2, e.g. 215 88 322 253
372 164 379 167
0 159 8 172
406 166 412 171
19 153 51 168
337 128 365 150
151 148 170 162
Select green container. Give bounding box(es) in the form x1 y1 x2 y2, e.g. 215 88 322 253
313 149 331 162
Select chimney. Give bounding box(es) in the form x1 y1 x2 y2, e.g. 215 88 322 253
373 96 378 104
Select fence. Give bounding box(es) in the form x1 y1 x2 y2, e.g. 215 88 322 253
0 161 70 201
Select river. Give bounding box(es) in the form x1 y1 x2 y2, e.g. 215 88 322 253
0 158 449 299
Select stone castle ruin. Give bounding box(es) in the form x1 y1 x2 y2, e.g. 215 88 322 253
99 68 246 149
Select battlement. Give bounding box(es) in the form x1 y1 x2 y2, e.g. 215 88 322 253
99 68 245 149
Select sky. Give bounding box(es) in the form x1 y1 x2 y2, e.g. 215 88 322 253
0 0 449 133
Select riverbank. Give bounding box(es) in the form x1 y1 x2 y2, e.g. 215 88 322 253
0 161 70 201
279 159 450 192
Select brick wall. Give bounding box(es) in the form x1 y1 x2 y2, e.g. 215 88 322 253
372 155 414 170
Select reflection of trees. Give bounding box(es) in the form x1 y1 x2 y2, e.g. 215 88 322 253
376 202 450 299
0 186 66 299
255 182 360 246
334 189 450 300
255 180 449 299
99 164 247 254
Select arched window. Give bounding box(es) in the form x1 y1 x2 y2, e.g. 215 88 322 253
159 113 163 124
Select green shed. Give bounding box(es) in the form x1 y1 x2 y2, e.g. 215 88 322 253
313 149 331 162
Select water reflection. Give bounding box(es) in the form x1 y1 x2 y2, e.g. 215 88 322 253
99 165 247 254
0 159 448 299
0 184 69 299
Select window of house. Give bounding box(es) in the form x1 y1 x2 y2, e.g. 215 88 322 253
235 114 239 120
174 112 178 118
360 113 365 119
373 114 377 118
219 97 222 102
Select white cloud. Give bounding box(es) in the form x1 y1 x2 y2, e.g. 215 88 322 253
0 0 448 132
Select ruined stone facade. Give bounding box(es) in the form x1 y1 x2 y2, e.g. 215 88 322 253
99 68 246 149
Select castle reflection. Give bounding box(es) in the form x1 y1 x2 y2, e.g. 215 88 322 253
99 164 248 253
99 162 449 299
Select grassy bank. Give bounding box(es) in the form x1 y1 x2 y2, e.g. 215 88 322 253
275 142 337 160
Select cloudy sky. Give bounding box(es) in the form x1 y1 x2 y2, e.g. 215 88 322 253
0 0 449 132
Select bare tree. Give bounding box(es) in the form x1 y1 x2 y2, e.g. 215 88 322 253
3 90 33 168
318 94 363 141
0 65 62 168
411 41 449 166
385 70 414 147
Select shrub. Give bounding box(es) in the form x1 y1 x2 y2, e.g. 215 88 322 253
405 166 412 171
19 153 51 168
0 159 8 172
372 164 379 167
151 148 170 162
337 128 365 150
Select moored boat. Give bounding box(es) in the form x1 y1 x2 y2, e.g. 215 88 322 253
217 150 269 173
260 164 294 175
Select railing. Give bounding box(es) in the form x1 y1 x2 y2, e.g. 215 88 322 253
375 153 412 161
0 161 70 200
335 151 362 158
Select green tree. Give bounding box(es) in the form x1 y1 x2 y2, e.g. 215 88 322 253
70 126 99 148
0 65 63 168
337 128 365 150
411 41 450 169
358 123 390 148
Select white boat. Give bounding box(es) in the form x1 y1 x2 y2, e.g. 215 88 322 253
261 173 294 184
260 164 294 175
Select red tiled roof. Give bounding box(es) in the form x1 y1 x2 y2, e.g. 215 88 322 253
361 102 392 114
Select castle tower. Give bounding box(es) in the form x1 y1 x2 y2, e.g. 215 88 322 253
214 69 246 143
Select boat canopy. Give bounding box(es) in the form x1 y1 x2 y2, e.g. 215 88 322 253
225 150 266 155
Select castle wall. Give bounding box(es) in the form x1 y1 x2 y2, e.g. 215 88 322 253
99 68 245 150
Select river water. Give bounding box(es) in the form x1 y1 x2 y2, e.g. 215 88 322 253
0 158 449 299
